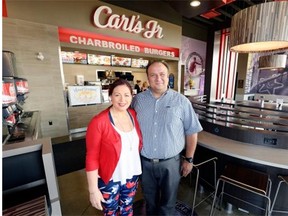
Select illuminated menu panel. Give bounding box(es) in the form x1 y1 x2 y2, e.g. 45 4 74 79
61 51 87 64
88 54 111 66
111 56 132 67
131 58 149 68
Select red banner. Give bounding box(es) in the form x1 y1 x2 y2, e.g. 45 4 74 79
58 27 179 58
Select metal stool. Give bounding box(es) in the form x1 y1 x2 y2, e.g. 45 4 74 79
209 164 272 216
270 175 288 215
190 157 218 215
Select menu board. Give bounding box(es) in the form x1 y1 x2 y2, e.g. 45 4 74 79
88 54 111 66
61 51 87 64
61 51 74 63
111 56 132 67
131 58 149 68
61 51 150 68
73 52 87 64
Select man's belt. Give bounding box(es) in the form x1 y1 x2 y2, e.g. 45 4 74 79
141 155 179 163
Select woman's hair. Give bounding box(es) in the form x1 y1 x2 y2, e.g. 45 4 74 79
146 60 169 74
108 79 133 96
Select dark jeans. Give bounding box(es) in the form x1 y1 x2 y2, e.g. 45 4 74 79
141 155 181 215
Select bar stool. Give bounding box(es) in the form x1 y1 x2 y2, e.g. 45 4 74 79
209 164 272 216
270 175 288 215
190 157 218 215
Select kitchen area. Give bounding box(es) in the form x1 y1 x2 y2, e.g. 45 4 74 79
60 48 178 134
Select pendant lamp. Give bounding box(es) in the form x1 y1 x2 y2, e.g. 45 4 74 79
230 1 288 53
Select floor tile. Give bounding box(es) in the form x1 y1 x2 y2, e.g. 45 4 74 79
58 169 254 216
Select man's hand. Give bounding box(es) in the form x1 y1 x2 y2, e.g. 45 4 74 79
181 160 193 177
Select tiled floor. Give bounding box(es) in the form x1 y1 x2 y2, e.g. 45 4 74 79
57 169 255 216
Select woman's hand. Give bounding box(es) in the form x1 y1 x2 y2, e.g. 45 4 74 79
89 188 105 210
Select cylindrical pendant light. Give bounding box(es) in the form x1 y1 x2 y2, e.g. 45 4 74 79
258 54 287 70
230 1 288 53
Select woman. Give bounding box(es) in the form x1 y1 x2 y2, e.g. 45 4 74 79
141 81 149 91
86 79 142 215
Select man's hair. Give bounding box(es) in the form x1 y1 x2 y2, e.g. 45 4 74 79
146 60 169 74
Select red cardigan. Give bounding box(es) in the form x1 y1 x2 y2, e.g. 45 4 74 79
85 108 142 184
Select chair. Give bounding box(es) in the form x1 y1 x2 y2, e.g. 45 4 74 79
209 164 272 216
270 175 288 215
190 157 218 215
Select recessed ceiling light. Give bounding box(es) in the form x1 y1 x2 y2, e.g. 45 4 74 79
190 0 201 7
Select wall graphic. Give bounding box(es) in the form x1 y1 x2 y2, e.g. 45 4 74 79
180 36 206 96
247 52 288 96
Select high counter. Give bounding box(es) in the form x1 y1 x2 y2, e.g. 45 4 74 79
197 131 288 169
195 131 288 215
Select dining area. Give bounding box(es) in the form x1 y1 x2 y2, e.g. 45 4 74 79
188 95 288 215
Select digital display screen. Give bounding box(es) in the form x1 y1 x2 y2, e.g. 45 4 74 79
111 56 131 67
61 51 87 64
131 58 149 68
88 54 111 66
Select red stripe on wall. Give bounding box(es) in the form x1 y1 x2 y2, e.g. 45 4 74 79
219 29 227 99
58 27 179 58
3 0 7 17
226 47 232 98
216 30 225 99
231 53 237 98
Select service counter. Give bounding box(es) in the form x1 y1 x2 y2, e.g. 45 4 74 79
67 103 111 133
197 131 288 169
189 97 288 149
189 96 288 214
195 131 288 215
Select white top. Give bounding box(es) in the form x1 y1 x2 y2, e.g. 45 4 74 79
112 126 142 185
198 131 288 169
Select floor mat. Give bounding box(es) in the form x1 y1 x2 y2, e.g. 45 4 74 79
133 199 197 216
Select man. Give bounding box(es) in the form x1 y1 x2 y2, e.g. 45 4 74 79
132 60 203 215
134 80 142 94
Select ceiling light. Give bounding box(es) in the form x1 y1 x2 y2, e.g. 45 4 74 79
190 0 201 7
258 54 287 70
229 1 288 53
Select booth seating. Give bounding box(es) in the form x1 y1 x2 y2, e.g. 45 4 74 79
271 175 288 215
209 164 272 216
190 157 218 215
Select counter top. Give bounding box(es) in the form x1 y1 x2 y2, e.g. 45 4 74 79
3 111 41 145
2 137 62 215
198 131 288 169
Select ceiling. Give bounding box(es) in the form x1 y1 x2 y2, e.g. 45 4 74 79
104 0 273 31
164 0 270 30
